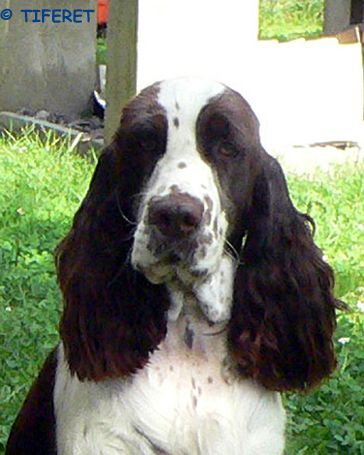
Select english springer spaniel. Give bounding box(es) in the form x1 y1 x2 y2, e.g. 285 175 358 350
6 78 343 455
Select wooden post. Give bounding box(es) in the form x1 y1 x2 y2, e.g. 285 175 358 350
104 0 138 144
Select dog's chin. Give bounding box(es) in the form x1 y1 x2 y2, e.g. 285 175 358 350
135 257 232 325
135 258 210 288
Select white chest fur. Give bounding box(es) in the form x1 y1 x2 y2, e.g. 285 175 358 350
54 302 286 455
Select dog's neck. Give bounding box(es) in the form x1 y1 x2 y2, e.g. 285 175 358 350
165 285 229 360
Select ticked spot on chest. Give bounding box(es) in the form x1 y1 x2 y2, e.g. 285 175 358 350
131 353 228 429
126 317 232 426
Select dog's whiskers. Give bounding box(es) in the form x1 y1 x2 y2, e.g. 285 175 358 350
115 191 137 226
224 239 240 263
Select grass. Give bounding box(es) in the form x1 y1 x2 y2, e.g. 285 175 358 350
0 131 363 453
0 130 96 452
97 36 107 65
285 168 364 454
259 0 325 41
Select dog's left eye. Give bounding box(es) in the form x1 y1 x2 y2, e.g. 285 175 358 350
218 140 239 158
132 129 160 153
138 135 158 152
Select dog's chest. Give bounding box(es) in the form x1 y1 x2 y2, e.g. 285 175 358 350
55 317 285 455
122 318 239 447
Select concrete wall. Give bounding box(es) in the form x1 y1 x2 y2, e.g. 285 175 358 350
324 0 352 35
0 0 97 117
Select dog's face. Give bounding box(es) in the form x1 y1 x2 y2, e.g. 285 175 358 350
127 78 262 321
58 77 341 389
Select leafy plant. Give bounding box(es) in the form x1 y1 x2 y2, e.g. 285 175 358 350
0 130 96 452
259 0 324 41
97 37 107 65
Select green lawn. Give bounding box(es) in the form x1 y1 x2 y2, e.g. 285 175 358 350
0 131 363 453
0 131 96 451
259 0 325 41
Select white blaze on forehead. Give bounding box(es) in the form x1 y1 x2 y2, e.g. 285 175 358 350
158 77 225 129
152 78 225 199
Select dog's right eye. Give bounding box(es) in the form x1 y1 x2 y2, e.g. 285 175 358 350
127 129 160 153
137 132 159 152
207 114 230 140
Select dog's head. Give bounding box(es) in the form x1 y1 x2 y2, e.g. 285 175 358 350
57 78 343 391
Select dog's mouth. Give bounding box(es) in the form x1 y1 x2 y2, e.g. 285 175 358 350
135 245 209 287
132 226 234 324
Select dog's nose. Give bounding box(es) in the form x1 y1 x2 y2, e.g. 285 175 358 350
148 193 204 238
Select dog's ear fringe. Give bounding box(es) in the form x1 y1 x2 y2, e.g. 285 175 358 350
228 152 345 392
56 144 169 382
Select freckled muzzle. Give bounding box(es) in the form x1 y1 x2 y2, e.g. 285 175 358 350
148 193 204 240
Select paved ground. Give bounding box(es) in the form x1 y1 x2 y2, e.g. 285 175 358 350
270 144 364 175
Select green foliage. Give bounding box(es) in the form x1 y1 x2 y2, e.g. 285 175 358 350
285 166 364 454
0 130 96 452
97 37 107 65
259 0 324 41
0 131 363 453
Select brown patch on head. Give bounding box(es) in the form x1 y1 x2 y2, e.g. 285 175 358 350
114 81 168 177
173 117 180 128
178 162 187 169
117 82 165 134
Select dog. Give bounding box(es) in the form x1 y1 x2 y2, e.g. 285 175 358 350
6 77 342 455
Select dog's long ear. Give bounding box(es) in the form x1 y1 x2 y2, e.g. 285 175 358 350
228 151 344 392
56 144 168 382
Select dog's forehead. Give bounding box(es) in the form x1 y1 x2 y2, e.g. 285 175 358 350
157 78 226 124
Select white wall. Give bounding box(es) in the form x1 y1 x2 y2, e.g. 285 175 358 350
138 0 259 88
